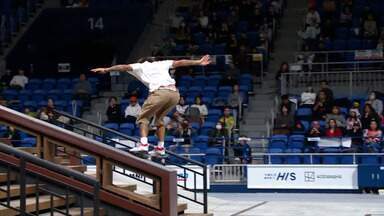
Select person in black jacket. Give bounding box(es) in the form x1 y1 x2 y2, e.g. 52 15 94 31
106 96 121 123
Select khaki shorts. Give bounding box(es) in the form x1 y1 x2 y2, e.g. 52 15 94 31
136 89 180 127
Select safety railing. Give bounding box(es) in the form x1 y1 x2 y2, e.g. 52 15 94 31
52 109 209 214
288 60 384 73
0 106 179 216
210 164 247 184
0 142 100 216
294 49 384 64
280 69 384 96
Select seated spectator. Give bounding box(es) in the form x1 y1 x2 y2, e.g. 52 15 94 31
209 122 227 146
274 105 294 134
233 136 252 164
313 90 332 120
339 6 352 27
73 74 92 107
362 14 378 39
191 96 208 122
9 69 28 89
319 80 333 101
346 110 362 131
349 100 361 118
218 107 235 139
345 116 363 153
175 96 189 116
280 94 296 114
23 107 36 118
2 126 20 146
0 69 12 89
306 121 323 152
365 92 383 116
38 98 59 122
106 96 121 123
219 74 238 87
325 119 343 137
361 104 380 129
305 7 321 27
173 119 195 145
124 96 141 124
363 120 382 152
300 85 316 106
325 106 346 128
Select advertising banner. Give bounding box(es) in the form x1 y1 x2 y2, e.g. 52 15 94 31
247 165 358 189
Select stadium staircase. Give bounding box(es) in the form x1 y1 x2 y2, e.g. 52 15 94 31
240 0 308 154
0 106 211 215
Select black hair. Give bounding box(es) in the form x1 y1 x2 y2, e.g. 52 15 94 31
137 56 157 63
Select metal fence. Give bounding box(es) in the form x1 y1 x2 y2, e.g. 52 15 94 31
294 49 384 64
280 69 384 97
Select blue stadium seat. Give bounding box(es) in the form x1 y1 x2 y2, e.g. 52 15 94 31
340 155 354 164
360 155 380 164
82 155 96 165
23 101 37 111
203 86 217 98
335 27 349 39
200 122 215 135
2 89 18 100
103 123 119 131
33 90 46 102
18 90 30 102
333 40 347 50
47 90 61 101
268 148 284 164
205 148 223 165
62 90 73 101
20 137 36 147
347 39 361 50
296 108 312 120
42 79 56 91
119 123 135 136
189 148 204 163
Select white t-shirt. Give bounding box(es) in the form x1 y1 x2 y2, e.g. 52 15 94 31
191 104 208 116
129 60 175 92
176 104 189 114
301 92 316 105
10 75 28 88
125 104 142 118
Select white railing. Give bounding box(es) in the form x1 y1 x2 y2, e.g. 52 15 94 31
210 164 247 183
280 69 384 97
289 60 384 73
294 49 383 64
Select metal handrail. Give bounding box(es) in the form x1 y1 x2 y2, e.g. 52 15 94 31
53 109 209 213
294 48 383 58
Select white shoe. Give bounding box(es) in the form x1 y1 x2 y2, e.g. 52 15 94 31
149 146 166 156
130 143 149 152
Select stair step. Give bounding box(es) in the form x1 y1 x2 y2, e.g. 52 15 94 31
178 203 188 213
0 195 76 216
66 165 87 173
104 185 160 209
0 173 16 183
54 156 70 165
0 184 38 199
39 207 105 216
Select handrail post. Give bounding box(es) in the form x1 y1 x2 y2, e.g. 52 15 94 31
349 71 353 99
203 165 208 214
19 158 26 216
93 182 100 216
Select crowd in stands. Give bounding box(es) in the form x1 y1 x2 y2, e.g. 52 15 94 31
274 79 384 155
298 0 384 52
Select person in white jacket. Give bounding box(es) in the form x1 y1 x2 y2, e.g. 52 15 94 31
301 85 316 106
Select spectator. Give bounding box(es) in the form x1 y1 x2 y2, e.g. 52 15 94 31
9 69 28 89
218 107 235 138
73 73 92 106
0 69 12 89
227 84 245 118
106 96 121 123
275 62 289 81
363 120 382 152
365 92 383 116
306 121 323 152
274 104 294 134
349 100 361 118
23 107 36 118
305 7 321 26
198 11 209 29
300 85 316 106
220 74 238 87
209 122 227 146
2 126 20 146
175 96 189 115
292 121 306 134
325 106 346 128
38 98 58 122
124 96 141 124
280 94 296 114
173 119 195 145
319 80 333 101
325 119 343 137
339 6 353 27
313 90 332 120
362 14 378 39
191 96 208 121
361 104 380 129
346 110 362 131
233 136 252 164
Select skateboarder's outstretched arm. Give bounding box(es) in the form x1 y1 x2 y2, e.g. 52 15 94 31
172 54 212 68
90 54 212 74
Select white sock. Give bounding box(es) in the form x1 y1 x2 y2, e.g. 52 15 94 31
140 137 148 145
158 141 164 148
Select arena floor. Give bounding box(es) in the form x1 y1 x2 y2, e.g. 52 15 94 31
187 193 384 216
